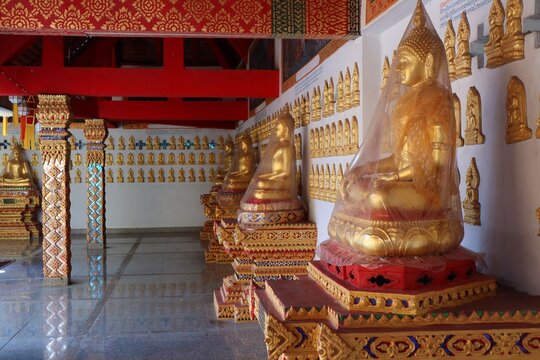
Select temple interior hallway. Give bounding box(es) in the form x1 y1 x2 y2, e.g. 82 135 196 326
0 230 267 360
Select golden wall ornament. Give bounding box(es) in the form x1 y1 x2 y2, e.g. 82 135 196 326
117 136 125 150
147 153 155 165
193 135 201 150
157 168 165 183
453 94 465 147
444 20 456 80
352 62 360 107
202 135 209 150
158 152 165 165
107 136 114 150
154 136 160 150
330 122 337 156
169 136 176 150
324 125 331 157
381 56 390 91
344 119 351 153
2 154 8 167
74 153 82 166
105 168 113 183
209 167 216 181
178 136 185 149
455 12 472 79
167 168 175 182
137 168 144 183
337 120 343 154
105 153 113 166
128 136 135 150
116 168 124 183
178 168 185 182
198 168 206 182
312 86 322 121
337 71 345 113
327 77 335 117
69 136 76 151
74 169 82 183
127 169 134 183
84 118 107 248
167 153 175 165
506 76 532 144
148 169 155 183
116 153 124 165
485 0 505 68
198 153 206 165
208 152 216 164
178 153 185 165
188 168 196 182
188 152 195 165
31 153 39 166
127 153 134 165
217 136 224 149
137 153 145 165
302 93 310 126
537 207 540 236
463 157 481 225
350 116 359 153
344 67 352 110
146 136 153 150
465 87 485 145
501 0 524 63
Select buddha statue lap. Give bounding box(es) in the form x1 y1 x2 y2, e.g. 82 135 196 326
327 1 463 257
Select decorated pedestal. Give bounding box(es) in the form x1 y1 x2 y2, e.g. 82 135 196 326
200 189 218 241
0 186 41 256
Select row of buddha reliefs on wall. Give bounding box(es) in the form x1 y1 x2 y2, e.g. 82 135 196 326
309 162 349 203
444 0 524 80
309 117 359 158
69 135 224 151
68 152 217 167
72 167 214 184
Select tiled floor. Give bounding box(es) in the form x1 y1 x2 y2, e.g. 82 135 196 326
0 231 268 360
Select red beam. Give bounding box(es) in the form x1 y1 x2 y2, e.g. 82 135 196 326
228 39 251 63
206 39 231 69
71 99 247 121
0 35 37 65
142 120 236 129
70 38 119 67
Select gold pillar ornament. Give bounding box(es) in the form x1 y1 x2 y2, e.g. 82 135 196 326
463 157 481 225
337 71 345 113
501 0 524 63
116 153 124 165
137 153 145 165
117 136 125 150
455 12 472 79
128 136 135 150
84 118 107 248
147 153 155 165
178 168 185 182
453 94 465 147
107 136 114 150
167 168 175 182
148 169 155 183
329 1 463 257
127 169 134 183
157 168 165 183
117 168 124 183
127 153 134 165
444 20 456 80
214 135 234 187
198 168 206 182
380 56 390 91
157 152 165 165
137 168 144 183
465 87 485 145
169 136 176 150
352 62 360 107
168 153 175 165
37 94 72 285
188 168 196 182
485 0 505 68
506 76 532 144
105 169 112 183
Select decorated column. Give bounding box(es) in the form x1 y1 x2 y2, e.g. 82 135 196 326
84 119 107 248
36 95 72 286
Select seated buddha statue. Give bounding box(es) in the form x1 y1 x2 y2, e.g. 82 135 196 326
0 143 34 187
221 133 255 192
328 1 462 257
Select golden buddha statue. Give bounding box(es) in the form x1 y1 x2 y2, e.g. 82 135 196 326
193 136 201 150
444 20 456 80
464 87 485 145
198 153 205 165
506 76 532 144
337 72 344 113
31 153 39 166
148 153 155 165
344 68 352 110
169 136 177 150
178 168 186 182
455 12 472 79
0 143 34 187
167 168 175 182
238 106 305 226
168 153 175 165
501 0 524 63
107 137 115 150
188 152 195 165
157 168 165 183
118 136 126 150
116 153 124 166
106 168 114 183
105 153 113 166
178 153 185 165
148 169 155 183
127 153 135 165
188 168 196 182
202 135 209 150
137 169 145 183
453 94 465 147
117 168 124 183
221 133 255 192
485 0 505 68
127 169 135 183
208 152 216 165
214 136 234 187
157 153 165 165
128 136 136 150
329 1 462 257
146 136 153 150
74 153 83 166
75 169 82 183
352 62 360 107
198 168 206 182
137 153 145 165
178 137 185 150
154 136 161 150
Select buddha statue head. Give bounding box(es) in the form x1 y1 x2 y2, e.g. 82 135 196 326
325 0 462 258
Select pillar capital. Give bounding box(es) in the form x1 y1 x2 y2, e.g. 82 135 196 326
36 95 72 131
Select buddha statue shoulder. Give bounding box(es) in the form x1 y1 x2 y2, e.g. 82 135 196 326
0 143 34 187
221 133 255 192
328 1 462 257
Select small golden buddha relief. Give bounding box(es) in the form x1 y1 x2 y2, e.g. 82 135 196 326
117 136 125 150
106 168 113 183
463 157 481 225
74 169 82 183
104 153 113 166
148 169 156 183
188 168 196 182
146 136 153 150
464 87 485 145
302 93 310 126
506 76 532 144
178 168 185 182
337 120 344 154
311 87 321 121
137 153 145 165
167 153 175 165
343 119 351 153
324 125 331 157
198 168 206 182
31 153 39 166
444 20 456 80
147 153 155 165
128 136 136 150
154 136 161 150
74 153 82 166
329 164 337 201
313 128 320 158
352 62 360 107
169 136 177 150
117 168 124 183
293 99 301 128
485 0 505 68
137 169 145 183
158 168 165 183
330 123 337 156
127 169 135 183
198 153 205 165
381 56 390 91
188 152 195 165
324 164 331 198
116 153 124 165
501 0 524 63
309 130 315 158
202 135 209 150
167 168 175 182
208 152 216 164
537 207 540 236
158 153 165 165
344 67 352 110
455 12 472 79
453 94 465 147
327 77 335 117
350 116 359 153
69 136 76 151
127 153 135 165
193 136 201 150
296 165 302 196
107 137 114 150
337 71 345 113
217 136 224 149
178 153 185 165
209 167 216 181
178 137 185 150
337 164 344 191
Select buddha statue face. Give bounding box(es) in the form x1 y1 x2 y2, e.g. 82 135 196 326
397 47 432 87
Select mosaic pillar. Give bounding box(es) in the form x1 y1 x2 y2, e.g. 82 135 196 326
36 95 72 286
84 119 107 248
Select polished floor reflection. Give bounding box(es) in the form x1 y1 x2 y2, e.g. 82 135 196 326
0 230 268 359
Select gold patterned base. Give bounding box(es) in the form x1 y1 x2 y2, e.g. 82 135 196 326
455 56 472 79
205 238 233 263
485 43 503 69
502 34 524 64
199 221 214 241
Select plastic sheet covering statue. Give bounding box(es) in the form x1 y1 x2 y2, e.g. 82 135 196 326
237 105 306 229
322 1 464 268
